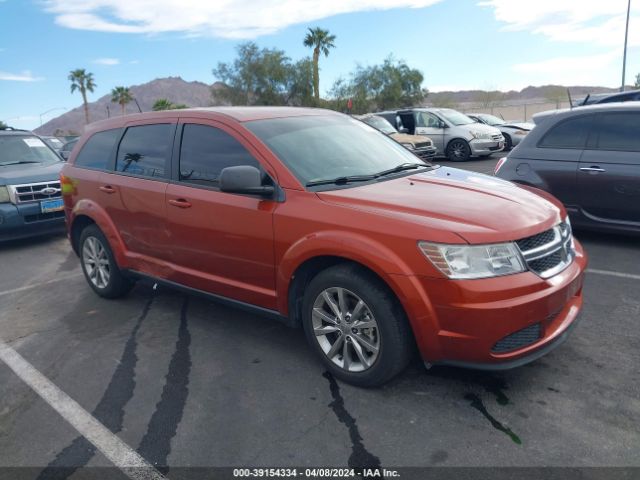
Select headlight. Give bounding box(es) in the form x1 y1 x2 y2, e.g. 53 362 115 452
470 131 493 140
400 143 415 150
419 241 526 279
0 186 10 204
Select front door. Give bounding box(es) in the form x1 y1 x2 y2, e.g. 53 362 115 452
165 121 278 310
578 112 640 225
414 112 446 154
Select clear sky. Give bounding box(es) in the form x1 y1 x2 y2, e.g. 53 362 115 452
1 0 639 130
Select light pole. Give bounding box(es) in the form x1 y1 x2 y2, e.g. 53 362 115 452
621 0 632 92
39 107 67 127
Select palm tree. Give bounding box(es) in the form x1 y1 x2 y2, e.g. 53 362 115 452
152 98 173 111
68 69 96 125
303 27 336 101
111 86 133 116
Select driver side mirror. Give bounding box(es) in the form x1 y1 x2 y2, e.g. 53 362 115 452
438 121 448 129
220 165 274 197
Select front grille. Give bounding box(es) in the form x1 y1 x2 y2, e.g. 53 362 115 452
492 323 542 353
11 181 62 204
24 211 65 223
415 141 432 148
492 134 503 141
516 222 574 278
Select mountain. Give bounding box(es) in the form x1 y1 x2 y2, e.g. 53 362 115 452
36 78 631 135
36 77 226 135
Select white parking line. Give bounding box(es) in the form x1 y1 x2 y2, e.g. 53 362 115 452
0 273 83 298
0 340 165 480
587 269 640 281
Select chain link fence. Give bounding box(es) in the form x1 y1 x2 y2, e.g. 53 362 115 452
460 101 572 123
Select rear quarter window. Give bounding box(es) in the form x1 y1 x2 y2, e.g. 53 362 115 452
74 129 121 170
597 112 640 152
538 115 596 149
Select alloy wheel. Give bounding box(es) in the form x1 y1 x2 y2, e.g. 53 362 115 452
311 287 380 372
82 236 110 289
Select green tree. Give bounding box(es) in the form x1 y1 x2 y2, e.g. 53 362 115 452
303 27 336 101
0 120 8 129
68 69 96 125
634 73 640 89
328 56 425 114
213 42 307 106
111 86 133 115
152 98 189 111
286 58 315 106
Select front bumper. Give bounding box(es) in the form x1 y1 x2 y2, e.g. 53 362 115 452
396 240 587 369
413 146 438 161
470 137 505 156
0 202 65 242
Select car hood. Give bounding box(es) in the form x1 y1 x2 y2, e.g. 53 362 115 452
390 132 433 144
317 166 563 244
501 122 534 131
0 162 64 186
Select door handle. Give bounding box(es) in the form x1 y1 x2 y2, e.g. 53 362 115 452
580 166 606 173
168 198 192 209
99 185 116 194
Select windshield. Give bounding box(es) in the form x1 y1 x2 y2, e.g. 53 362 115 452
361 116 397 135
246 115 428 188
0 135 61 166
478 114 505 126
437 109 475 126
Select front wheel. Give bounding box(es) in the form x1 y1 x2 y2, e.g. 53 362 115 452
301 264 413 387
503 133 513 150
446 139 472 162
80 225 134 298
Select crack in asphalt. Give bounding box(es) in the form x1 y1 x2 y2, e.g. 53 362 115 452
464 393 522 445
322 371 381 473
36 295 155 480
137 296 191 475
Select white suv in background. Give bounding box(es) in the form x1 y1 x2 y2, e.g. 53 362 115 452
378 108 504 161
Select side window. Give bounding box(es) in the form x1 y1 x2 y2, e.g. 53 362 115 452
416 112 440 128
179 124 260 188
115 124 172 178
539 115 596 149
597 113 640 152
74 129 121 170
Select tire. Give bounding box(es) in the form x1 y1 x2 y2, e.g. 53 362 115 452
503 133 513 150
79 225 134 299
446 139 472 162
301 264 413 387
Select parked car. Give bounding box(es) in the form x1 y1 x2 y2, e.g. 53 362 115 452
378 108 504 161
355 114 437 160
59 138 78 160
0 128 66 241
577 89 640 106
62 107 586 386
495 103 640 234
467 113 534 150
40 135 65 155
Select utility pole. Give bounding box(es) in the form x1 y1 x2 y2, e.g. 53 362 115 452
621 0 632 92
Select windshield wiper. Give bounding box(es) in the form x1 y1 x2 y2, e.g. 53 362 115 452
0 160 43 166
306 175 377 187
374 162 431 178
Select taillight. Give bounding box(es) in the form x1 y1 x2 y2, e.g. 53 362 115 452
494 157 508 175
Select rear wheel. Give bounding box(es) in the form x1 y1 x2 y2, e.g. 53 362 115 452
446 139 471 162
80 225 134 298
301 264 413 387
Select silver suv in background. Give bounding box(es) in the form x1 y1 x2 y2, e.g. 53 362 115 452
378 108 504 161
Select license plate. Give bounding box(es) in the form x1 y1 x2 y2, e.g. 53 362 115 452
41 198 64 213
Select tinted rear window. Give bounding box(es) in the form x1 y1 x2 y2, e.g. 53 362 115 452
75 129 121 170
539 115 596 149
116 124 172 178
597 113 640 152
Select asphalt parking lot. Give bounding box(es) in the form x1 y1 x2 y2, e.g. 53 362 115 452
1 153 639 478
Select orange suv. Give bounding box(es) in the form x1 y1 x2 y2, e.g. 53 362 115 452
61 107 587 386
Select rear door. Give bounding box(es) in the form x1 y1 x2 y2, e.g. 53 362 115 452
165 119 278 309
519 113 597 207
577 112 640 225
99 120 176 264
